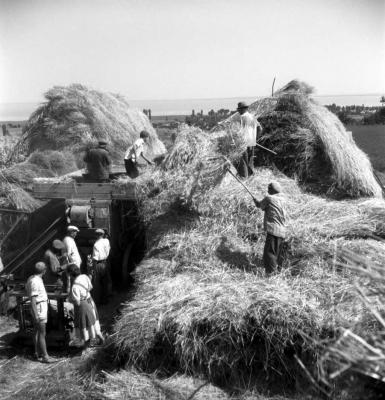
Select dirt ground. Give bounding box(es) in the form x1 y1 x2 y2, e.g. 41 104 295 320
0 289 132 399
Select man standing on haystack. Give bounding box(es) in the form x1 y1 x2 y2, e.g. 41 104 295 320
235 102 262 178
253 181 287 274
83 140 111 182
124 130 153 179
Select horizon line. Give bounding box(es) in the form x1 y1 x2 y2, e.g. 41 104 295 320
1 92 383 105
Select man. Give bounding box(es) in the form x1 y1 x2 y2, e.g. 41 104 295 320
124 130 153 179
44 239 67 287
235 101 262 178
83 140 111 182
253 181 287 275
63 225 82 268
26 262 54 363
91 229 111 305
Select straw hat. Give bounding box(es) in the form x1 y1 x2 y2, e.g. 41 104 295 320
95 228 105 235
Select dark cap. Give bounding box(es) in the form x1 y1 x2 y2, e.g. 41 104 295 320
237 101 249 111
140 130 150 139
98 140 108 147
268 181 282 194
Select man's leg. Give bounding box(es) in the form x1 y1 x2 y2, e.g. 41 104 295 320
99 262 109 304
248 146 255 174
238 150 249 178
92 263 104 305
105 260 113 298
263 234 280 275
277 239 286 270
125 159 140 179
33 324 39 358
37 321 49 359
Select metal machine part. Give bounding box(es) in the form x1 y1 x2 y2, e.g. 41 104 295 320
69 205 92 228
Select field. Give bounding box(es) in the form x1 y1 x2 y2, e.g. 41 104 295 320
349 124 385 171
1 113 385 398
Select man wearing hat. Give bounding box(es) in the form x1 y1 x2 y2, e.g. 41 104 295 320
43 239 67 287
90 229 111 305
253 181 287 274
63 225 82 268
235 101 262 178
83 140 111 182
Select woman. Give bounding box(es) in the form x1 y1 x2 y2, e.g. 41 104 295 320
67 264 104 347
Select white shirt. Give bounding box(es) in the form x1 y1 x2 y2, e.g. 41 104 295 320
124 138 145 162
70 274 92 305
26 275 48 303
237 111 261 147
92 238 111 261
63 236 82 267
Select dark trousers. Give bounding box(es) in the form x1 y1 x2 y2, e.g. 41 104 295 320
91 260 112 305
263 233 284 275
238 146 255 178
125 159 140 179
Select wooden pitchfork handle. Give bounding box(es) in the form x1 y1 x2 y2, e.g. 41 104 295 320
226 167 257 201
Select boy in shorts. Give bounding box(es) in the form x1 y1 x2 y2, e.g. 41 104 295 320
26 262 55 363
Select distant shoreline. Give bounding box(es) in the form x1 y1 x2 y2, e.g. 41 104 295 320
1 94 383 121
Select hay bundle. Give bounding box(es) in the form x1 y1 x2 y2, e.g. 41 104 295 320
98 368 229 400
162 125 212 170
0 177 41 212
216 80 381 198
135 124 245 219
2 150 77 190
12 84 166 164
319 245 385 387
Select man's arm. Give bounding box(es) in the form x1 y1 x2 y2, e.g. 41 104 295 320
141 153 153 165
45 253 60 274
30 296 39 323
92 243 99 261
83 150 90 163
70 285 81 306
253 196 268 209
253 197 262 208
256 121 262 137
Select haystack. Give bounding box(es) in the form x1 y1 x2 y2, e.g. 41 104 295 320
1 84 166 211
111 147 385 395
215 80 381 198
107 88 385 394
11 84 166 164
319 245 385 389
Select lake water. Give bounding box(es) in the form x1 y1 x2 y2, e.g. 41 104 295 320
0 94 381 121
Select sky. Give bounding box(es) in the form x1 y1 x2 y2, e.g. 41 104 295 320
0 0 384 103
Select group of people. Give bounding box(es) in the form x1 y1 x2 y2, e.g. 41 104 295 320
235 101 287 275
26 226 111 362
83 102 287 274
83 130 153 182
